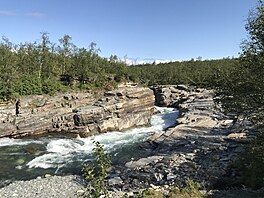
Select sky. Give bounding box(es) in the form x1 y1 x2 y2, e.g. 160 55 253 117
0 0 259 62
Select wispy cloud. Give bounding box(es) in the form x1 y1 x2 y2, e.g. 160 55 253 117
0 10 45 17
0 10 17 16
26 12 45 17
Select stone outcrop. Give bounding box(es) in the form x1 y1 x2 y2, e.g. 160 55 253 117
106 85 251 195
151 85 190 107
0 87 155 138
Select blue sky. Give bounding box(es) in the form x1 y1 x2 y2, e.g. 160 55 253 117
0 0 258 61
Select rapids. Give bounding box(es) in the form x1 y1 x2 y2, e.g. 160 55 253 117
0 107 178 185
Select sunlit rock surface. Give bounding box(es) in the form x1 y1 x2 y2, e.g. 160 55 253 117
0 87 155 138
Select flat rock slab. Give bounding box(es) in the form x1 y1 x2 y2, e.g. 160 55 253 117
125 156 164 169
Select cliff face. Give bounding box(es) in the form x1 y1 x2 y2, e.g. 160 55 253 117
151 85 190 107
0 87 155 138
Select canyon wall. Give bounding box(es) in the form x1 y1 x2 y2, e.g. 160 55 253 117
0 87 155 138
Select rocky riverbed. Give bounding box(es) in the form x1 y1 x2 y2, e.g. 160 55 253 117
0 85 256 197
105 85 254 197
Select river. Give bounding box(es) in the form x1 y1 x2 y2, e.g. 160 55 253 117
0 106 178 186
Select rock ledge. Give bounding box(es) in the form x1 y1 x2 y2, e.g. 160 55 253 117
0 87 155 138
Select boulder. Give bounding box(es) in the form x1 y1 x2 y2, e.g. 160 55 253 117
108 177 123 186
226 132 247 139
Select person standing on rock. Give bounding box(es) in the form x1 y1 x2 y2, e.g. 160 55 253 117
16 99 21 116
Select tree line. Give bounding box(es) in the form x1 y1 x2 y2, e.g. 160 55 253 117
0 31 240 101
127 58 238 87
0 33 128 100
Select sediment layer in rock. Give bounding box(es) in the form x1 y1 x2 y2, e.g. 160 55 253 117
0 87 155 138
110 85 251 192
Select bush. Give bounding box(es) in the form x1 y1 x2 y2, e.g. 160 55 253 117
237 129 264 189
82 141 111 198
13 76 42 96
41 79 67 95
0 84 14 101
168 179 203 198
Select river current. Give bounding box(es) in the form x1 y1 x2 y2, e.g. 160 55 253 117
0 107 178 185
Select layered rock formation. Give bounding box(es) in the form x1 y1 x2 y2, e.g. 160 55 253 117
151 84 190 107
106 85 251 196
0 87 155 138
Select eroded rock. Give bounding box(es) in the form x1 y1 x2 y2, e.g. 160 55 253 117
109 85 250 193
0 87 155 138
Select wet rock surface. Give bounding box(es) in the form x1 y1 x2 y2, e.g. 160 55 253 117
0 87 155 138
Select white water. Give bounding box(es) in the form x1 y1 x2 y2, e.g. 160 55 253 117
0 138 44 147
0 107 178 174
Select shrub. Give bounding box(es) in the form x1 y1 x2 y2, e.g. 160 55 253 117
237 129 264 189
168 179 203 198
82 141 111 198
13 76 42 96
41 79 67 95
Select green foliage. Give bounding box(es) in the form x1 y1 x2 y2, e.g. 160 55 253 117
215 0 264 190
0 81 14 101
139 188 165 198
82 141 111 198
12 76 42 96
138 179 203 198
216 0 264 117
168 179 203 198
0 34 132 101
238 129 264 189
0 32 242 101
127 58 238 88
9 76 67 96
41 79 67 95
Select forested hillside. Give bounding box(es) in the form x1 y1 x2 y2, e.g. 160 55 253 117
0 33 128 101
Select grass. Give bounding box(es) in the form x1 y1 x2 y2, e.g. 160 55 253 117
139 179 204 198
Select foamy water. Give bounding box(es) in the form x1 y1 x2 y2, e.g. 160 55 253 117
0 107 178 181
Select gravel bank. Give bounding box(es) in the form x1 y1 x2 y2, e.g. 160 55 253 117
0 175 85 198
